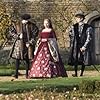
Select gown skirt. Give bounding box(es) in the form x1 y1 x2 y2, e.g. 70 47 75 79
28 32 67 78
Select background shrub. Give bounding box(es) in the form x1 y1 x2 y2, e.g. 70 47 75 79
79 80 95 93
95 80 100 93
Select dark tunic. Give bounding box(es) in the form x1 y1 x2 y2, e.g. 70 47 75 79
9 21 39 60
68 23 93 66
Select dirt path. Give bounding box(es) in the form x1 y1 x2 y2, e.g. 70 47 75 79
0 71 100 82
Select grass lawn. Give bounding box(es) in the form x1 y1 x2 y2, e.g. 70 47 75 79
0 77 99 99
0 69 15 76
0 64 100 94
0 76 100 94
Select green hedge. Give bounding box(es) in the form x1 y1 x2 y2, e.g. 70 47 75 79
95 80 100 93
0 77 99 94
79 80 100 93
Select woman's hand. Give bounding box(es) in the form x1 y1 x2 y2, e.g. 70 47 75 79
26 43 30 48
41 39 47 42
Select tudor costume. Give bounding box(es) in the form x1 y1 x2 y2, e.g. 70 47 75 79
68 10 93 76
9 14 39 78
28 30 67 78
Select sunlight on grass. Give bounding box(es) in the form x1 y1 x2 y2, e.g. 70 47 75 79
0 76 99 94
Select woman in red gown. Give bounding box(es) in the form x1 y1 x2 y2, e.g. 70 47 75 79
28 19 67 78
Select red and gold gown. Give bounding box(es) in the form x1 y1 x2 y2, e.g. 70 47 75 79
28 31 67 78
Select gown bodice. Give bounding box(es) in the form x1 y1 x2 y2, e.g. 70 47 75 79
39 31 56 39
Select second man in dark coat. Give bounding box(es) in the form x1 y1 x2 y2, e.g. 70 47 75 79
68 10 93 77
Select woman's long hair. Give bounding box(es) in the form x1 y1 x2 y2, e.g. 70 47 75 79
41 19 53 30
45 19 53 29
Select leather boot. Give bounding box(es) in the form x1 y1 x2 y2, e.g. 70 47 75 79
80 65 85 76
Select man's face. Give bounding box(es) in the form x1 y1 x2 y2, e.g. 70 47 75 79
22 20 28 24
76 16 84 23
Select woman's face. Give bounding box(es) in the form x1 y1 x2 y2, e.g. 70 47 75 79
44 20 50 28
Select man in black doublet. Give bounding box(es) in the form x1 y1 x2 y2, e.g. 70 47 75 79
68 10 93 77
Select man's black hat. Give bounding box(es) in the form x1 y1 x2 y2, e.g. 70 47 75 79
21 14 31 20
75 10 85 18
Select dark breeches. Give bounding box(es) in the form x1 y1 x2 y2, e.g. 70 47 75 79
15 59 30 78
74 63 85 76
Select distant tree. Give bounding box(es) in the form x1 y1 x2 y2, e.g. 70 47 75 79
0 2 11 47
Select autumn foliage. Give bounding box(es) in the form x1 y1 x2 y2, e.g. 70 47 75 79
0 2 11 47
